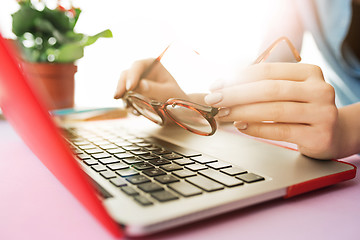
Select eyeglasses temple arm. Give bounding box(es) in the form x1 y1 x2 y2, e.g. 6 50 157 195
140 44 172 79
253 36 301 64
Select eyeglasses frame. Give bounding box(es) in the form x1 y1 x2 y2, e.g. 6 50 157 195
123 91 219 136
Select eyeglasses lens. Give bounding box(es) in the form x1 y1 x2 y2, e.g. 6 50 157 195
128 97 163 124
165 104 212 135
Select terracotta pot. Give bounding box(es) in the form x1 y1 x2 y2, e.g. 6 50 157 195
21 62 77 110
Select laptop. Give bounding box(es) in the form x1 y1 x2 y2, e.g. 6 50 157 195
0 33 356 237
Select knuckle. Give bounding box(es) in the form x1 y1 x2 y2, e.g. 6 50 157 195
303 64 323 78
259 63 273 78
264 81 281 98
269 103 284 121
274 124 291 141
316 83 336 103
310 64 323 77
322 105 338 125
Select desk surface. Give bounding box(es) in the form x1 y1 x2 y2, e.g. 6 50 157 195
1 119 359 240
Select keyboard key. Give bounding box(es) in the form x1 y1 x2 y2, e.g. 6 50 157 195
144 146 161 152
121 186 139 196
152 148 172 155
172 169 197 178
83 159 98 166
92 140 111 145
199 169 244 187
172 149 202 158
162 153 183 160
130 150 150 156
113 140 131 147
151 191 179 202
206 161 232 170
73 149 84 154
132 162 154 170
138 182 164 193
191 155 217 164
85 148 104 154
122 146 141 151
185 164 207 171
154 175 180 184
77 153 91 160
100 170 117 179
136 142 152 147
78 144 97 150
169 182 202 197
114 152 135 159
160 163 183 172
91 152 112 159
134 195 153 206
220 167 247 176
107 162 128 170
173 158 195 165
73 140 91 146
148 159 171 166
98 157 120 165
140 154 160 161
106 148 126 154
116 168 139 177
92 164 107 172
110 177 127 187
122 157 143 165
126 175 151 184
236 173 265 183
186 176 224 192
143 168 166 177
98 144 118 150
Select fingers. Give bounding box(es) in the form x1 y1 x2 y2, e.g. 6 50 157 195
219 102 316 124
209 63 324 91
205 80 309 108
234 121 312 144
114 58 154 99
114 70 128 99
126 59 154 91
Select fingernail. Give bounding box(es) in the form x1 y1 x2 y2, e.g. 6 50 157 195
204 92 223 105
209 81 224 91
126 79 133 91
234 121 248 130
217 108 230 117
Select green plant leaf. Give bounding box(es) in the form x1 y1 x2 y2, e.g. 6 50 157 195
84 29 113 46
42 6 73 33
47 42 84 63
72 8 82 29
12 3 40 36
33 18 66 43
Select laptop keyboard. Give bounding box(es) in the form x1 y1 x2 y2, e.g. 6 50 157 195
63 125 265 206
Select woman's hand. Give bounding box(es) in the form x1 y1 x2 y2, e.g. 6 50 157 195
204 63 341 159
114 58 189 102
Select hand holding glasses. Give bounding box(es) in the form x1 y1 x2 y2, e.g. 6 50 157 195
122 37 301 136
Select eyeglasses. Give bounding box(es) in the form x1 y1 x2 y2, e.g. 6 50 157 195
254 36 301 64
123 37 300 136
123 91 219 136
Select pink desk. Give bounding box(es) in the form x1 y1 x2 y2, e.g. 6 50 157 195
1 119 359 240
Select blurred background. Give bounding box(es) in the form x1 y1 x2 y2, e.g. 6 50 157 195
0 0 322 109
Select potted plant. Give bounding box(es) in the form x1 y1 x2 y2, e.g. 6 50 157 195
11 0 112 109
